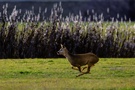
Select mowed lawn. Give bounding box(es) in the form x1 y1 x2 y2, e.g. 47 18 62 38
0 58 135 90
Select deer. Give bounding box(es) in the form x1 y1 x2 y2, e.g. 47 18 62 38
57 44 99 77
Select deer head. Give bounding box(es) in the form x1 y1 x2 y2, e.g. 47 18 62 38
57 44 68 56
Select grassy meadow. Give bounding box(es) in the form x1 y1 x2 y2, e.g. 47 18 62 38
0 58 135 90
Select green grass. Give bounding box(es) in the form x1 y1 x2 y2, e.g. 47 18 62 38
0 58 135 90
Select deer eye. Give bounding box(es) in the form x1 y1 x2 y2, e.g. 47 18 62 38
61 48 63 51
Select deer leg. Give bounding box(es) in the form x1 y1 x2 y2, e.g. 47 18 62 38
77 66 81 72
87 66 91 73
76 71 89 77
72 67 78 70
72 66 82 72
76 66 91 77
82 67 87 71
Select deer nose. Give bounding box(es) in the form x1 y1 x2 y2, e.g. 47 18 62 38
57 51 60 55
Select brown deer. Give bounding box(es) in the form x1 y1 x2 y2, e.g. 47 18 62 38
57 44 99 77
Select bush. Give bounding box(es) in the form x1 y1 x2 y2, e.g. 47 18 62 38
0 3 134 58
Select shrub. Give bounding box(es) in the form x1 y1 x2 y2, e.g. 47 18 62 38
0 3 134 58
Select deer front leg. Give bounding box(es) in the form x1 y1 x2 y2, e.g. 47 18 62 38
76 72 89 77
72 66 82 72
82 67 87 71
77 66 81 72
72 67 78 70
76 66 91 77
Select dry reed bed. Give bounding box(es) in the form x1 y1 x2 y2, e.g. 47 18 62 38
0 3 134 58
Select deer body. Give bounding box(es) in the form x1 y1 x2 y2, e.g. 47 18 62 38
57 45 99 77
66 52 98 67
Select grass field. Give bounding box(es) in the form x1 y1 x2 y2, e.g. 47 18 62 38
0 58 135 90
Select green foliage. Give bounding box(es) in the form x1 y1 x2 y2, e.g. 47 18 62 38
0 58 135 90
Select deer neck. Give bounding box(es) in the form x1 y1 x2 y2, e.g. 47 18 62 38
63 49 71 57
64 51 74 64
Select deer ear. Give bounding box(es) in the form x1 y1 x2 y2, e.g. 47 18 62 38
61 44 64 48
